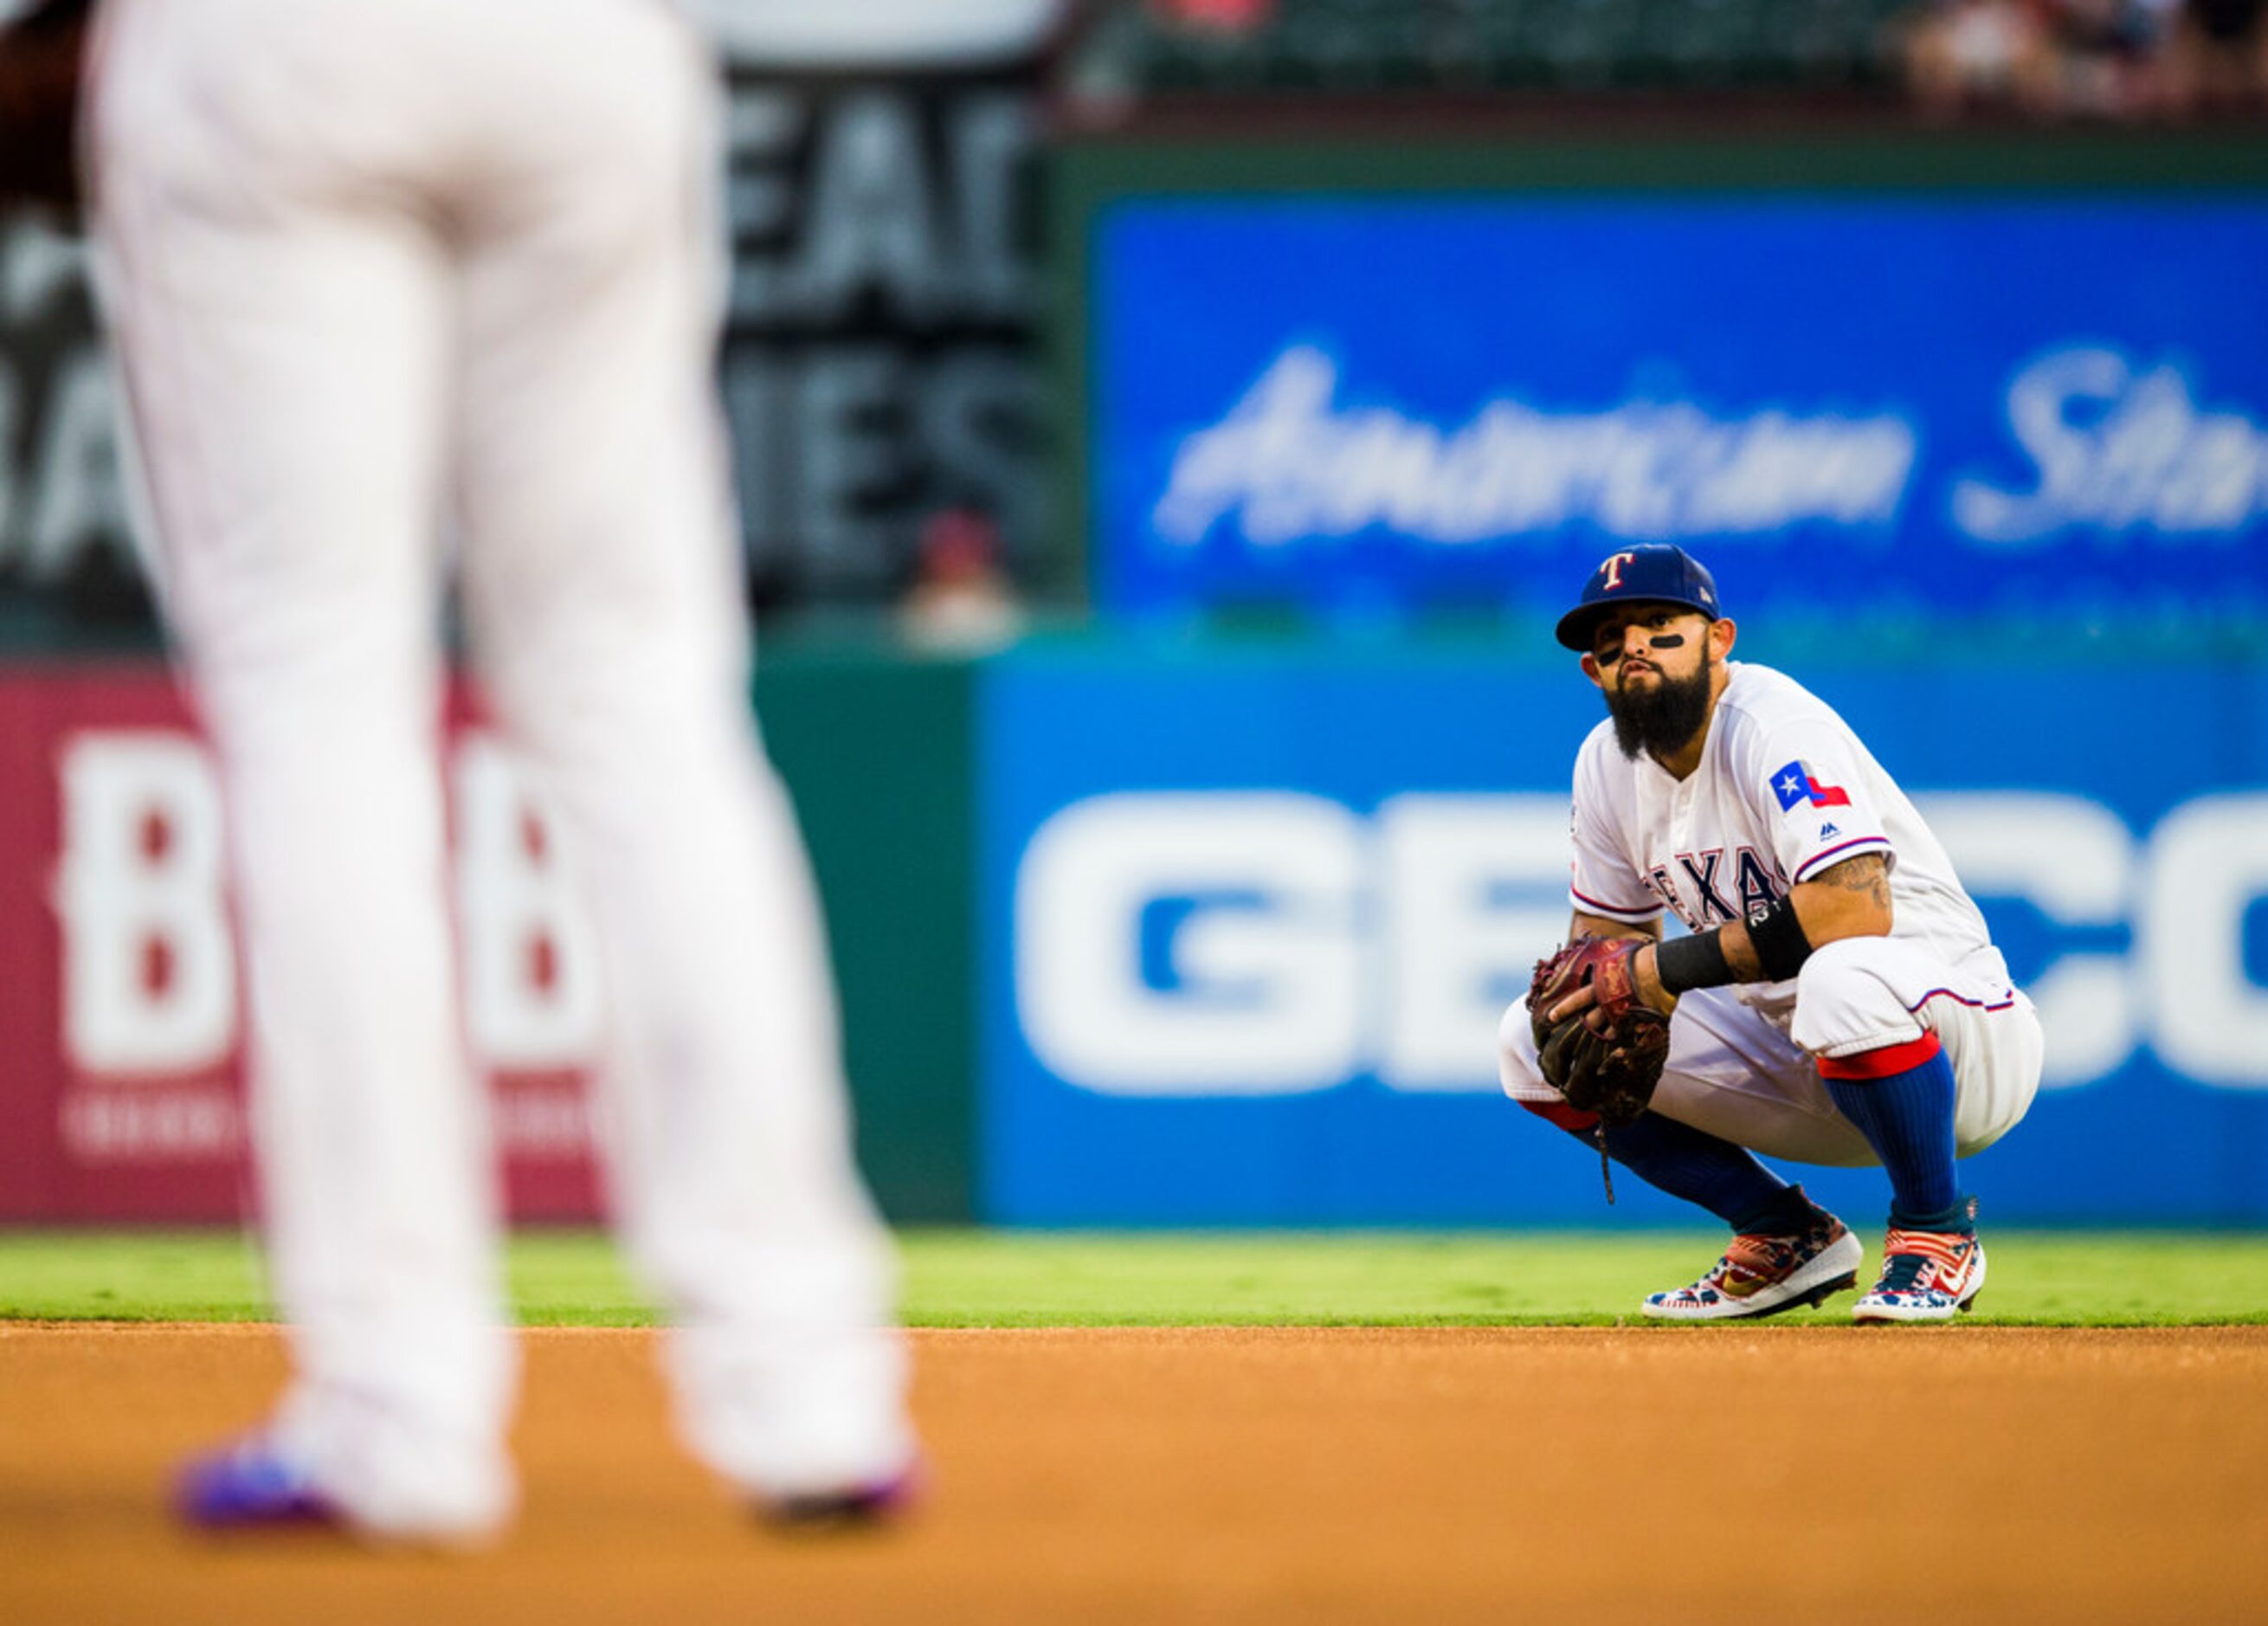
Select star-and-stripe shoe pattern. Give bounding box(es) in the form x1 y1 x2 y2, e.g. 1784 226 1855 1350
1642 1210 1863 1321
1851 1226 1986 1323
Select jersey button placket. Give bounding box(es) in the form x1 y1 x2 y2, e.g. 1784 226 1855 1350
1669 783 1694 855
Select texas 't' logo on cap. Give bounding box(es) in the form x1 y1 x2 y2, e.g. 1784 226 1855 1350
1555 545 1723 651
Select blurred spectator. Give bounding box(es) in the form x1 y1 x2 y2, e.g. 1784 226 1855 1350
2164 0 2268 111
896 507 1027 652
1903 0 2054 114
1901 0 2201 118
1150 0 1278 32
2039 0 2180 116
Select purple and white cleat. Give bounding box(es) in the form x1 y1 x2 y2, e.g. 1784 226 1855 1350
173 1436 345 1532
757 1456 924 1532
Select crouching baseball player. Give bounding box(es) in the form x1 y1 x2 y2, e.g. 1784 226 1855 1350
1504 545 2042 1323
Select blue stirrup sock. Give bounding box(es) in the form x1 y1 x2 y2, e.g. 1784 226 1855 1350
1520 1100 1820 1235
1818 1031 1965 1229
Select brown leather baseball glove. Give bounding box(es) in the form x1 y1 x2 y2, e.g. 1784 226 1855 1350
0 0 93 215
1526 935 1672 1128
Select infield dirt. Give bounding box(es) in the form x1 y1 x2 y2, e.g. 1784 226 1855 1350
3 1324 2262 1623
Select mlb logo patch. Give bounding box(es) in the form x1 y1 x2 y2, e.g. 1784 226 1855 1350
1771 760 1851 811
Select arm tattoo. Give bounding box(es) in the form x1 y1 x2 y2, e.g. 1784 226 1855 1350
1817 853 1891 913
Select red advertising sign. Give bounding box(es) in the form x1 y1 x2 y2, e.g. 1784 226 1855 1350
0 661 605 1222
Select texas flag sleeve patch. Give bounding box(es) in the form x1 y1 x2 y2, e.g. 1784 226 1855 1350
1770 759 1852 811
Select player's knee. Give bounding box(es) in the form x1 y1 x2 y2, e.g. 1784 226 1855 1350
1791 937 1916 1053
1794 937 1901 1010
1498 1000 1545 1095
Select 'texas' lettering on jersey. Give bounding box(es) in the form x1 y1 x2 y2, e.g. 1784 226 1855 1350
1644 846 1788 931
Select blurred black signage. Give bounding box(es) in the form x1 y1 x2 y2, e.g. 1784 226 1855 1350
0 224 147 643
0 52 1046 645
720 61 1044 613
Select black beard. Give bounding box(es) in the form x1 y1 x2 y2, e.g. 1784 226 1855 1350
1605 657 1715 762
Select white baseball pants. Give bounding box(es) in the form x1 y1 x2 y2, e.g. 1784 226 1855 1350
1501 935 2043 1168
91 0 909 1536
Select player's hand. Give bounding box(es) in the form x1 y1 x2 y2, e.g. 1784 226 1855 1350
1544 941 1677 1025
1527 937 1675 1127
1544 981 1596 1025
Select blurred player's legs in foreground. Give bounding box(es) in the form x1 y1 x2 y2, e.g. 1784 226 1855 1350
446 3 912 1520
92 0 912 1540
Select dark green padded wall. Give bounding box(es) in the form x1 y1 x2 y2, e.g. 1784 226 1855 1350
755 645 976 1222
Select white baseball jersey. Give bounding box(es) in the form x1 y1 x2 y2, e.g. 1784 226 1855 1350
1568 661 2011 1032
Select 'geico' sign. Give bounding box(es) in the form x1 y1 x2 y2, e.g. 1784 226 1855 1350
52 732 601 1080
1014 790 2268 1097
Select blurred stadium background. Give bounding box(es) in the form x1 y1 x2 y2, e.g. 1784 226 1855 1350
3 0 2266 1245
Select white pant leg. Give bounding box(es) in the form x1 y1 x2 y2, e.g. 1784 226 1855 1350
445 5 912 1499
1790 937 2044 1156
90 0 514 1539
1501 991 1878 1165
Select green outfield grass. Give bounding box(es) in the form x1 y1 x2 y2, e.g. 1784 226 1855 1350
3 1229 2265 1326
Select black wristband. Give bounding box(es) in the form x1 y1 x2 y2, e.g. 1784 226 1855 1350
1745 894 1816 983
1653 928 1736 995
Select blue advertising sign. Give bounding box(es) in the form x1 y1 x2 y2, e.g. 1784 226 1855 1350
978 647 2268 1225
1092 198 2268 623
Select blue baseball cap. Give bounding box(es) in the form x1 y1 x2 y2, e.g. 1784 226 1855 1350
1554 545 1724 651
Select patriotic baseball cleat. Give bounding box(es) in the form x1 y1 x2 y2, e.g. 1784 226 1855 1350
173 1436 345 1532
1852 1225 1987 1324
1641 1208 1863 1320
756 1457 924 1532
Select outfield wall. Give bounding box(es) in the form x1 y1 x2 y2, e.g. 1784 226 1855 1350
3 643 2265 1229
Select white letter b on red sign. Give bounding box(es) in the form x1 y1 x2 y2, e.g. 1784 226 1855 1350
53 734 237 1077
